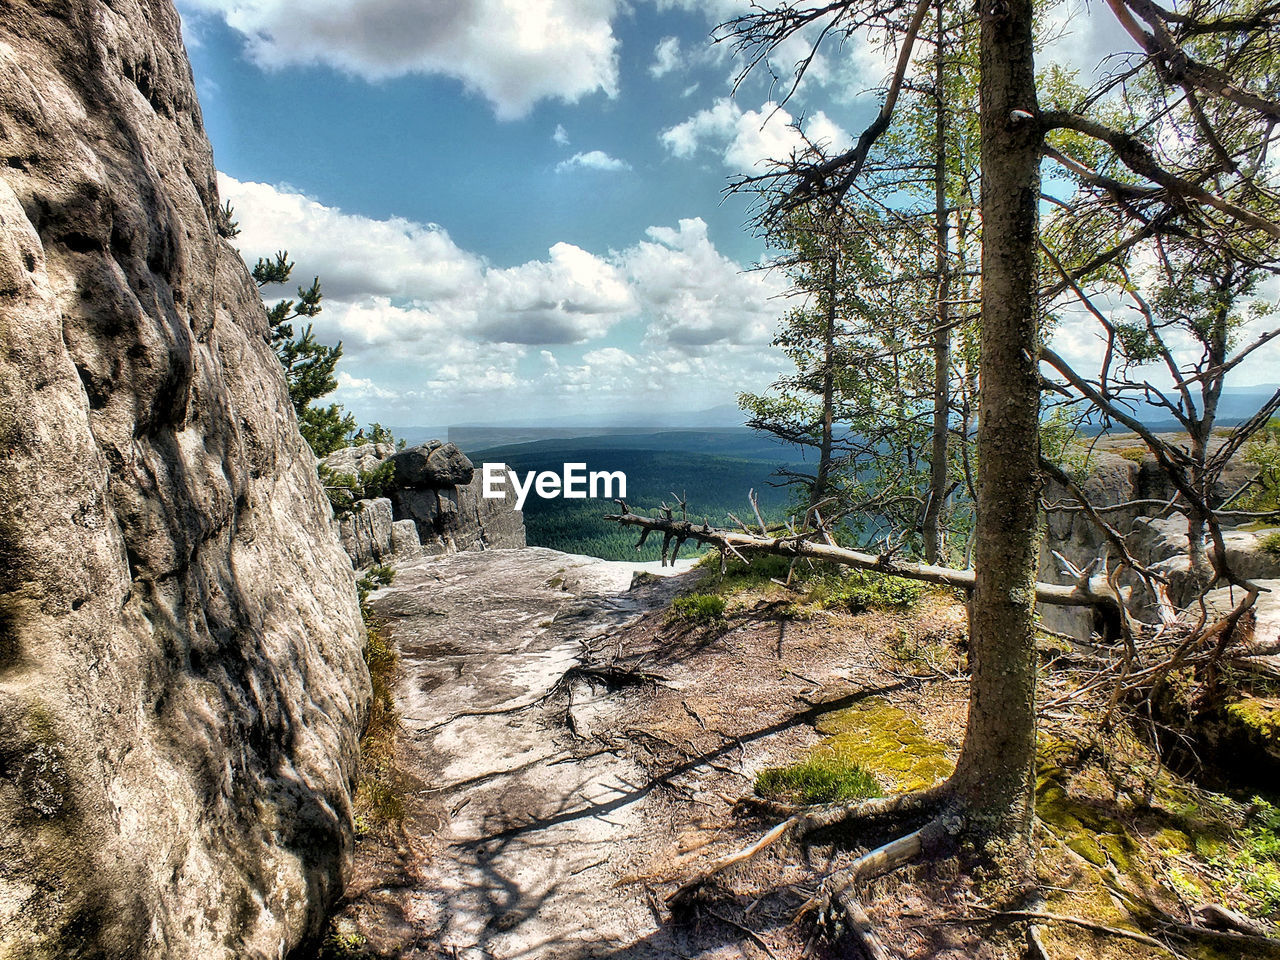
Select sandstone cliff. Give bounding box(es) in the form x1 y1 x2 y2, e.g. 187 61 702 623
0 2 369 957
322 441 526 568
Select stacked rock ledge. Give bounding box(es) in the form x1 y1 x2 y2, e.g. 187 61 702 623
321 441 526 569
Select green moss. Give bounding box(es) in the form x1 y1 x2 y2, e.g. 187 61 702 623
1151 827 1194 853
1227 697 1280 742
755 750 882 804
814 700 953 792
1035 746 1139 872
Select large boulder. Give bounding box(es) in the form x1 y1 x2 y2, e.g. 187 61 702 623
390 441 474 488
322 441 396 478
0 2 369 957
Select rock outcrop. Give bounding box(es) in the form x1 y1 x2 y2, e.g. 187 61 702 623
1039 444 1280 639
0 2 369 957
322 441 525 567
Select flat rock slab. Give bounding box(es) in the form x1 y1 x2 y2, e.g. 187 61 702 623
350 547 700 958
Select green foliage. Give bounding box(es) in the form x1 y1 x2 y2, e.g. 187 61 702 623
217 201 239 239
362 422 405 450
1211 798 1280 916
1261 529 1280 559
805 569 927 613
1116 446 1148 464
1244 418 1280 515
322 460 398 519
356 564 395 605
755 752 882 805
351 579 403 839
252 250 357 457
1039 408 1085 474
670 592 726 623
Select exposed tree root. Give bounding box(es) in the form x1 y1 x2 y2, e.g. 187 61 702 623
668 787 949 908
969 910 1189 959
818 816 954 928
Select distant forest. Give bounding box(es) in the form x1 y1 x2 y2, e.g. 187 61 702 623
468 435 805 561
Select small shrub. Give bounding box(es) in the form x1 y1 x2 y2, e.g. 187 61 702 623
1116 445 1148 463
670 592 727 623
756 752 882 805
356 564 395 604
1211 797 1280 917
807 569 926 613
1261 529 1280 559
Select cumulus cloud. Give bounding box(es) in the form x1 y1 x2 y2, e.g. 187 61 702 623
661 99 849 174
221 174 632 347
553 123 570 146
219 176 791 420
621 217 790 346
554 150 631 173
478 243 636 343
178 0 621 119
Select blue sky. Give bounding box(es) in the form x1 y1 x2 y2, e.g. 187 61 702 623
175 0 1273 430
178 0 883 428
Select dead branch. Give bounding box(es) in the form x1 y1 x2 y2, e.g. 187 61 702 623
605 503 1125 620
668 787 949 907
819 816 953 944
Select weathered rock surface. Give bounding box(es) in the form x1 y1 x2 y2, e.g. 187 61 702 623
322 442 525 565
338 498 395 569
390 441 474 488
323 441 396 478
0 2 369 956
1039 441 1280 639
336 548 701 959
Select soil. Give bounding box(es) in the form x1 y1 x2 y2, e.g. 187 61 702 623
313 547 1280 960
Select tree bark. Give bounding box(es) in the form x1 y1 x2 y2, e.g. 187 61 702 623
812 251 839 511
923 0 952 563
948 0 1043 850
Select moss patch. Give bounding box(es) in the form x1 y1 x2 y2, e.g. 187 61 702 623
1226 696 1280 743
814 699 953 792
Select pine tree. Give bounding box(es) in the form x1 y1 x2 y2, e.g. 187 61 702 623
252 251 356 457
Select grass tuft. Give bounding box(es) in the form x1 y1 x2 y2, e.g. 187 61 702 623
670 592 727 623
755 751 883 805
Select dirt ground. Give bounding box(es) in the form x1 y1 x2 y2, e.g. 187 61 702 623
311 548 1280 960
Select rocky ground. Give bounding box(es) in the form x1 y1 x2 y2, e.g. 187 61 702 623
314 547 1280 960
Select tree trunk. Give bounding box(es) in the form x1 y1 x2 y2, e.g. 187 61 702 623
949 0 1043 853
812 253 839 511
923 0 952 563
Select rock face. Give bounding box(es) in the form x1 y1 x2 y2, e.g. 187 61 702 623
0 2 369 957
1039 445 1280 639
322 442 525 565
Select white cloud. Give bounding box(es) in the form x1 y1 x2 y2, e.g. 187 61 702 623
650 36 683 78
554 149 631 173
661 99 849 174
221 174 630 346
1040 0 1142 86
553 123 570 146
478 242 636 343
219 176 792 420
621 217 790 346
178 0 621 119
